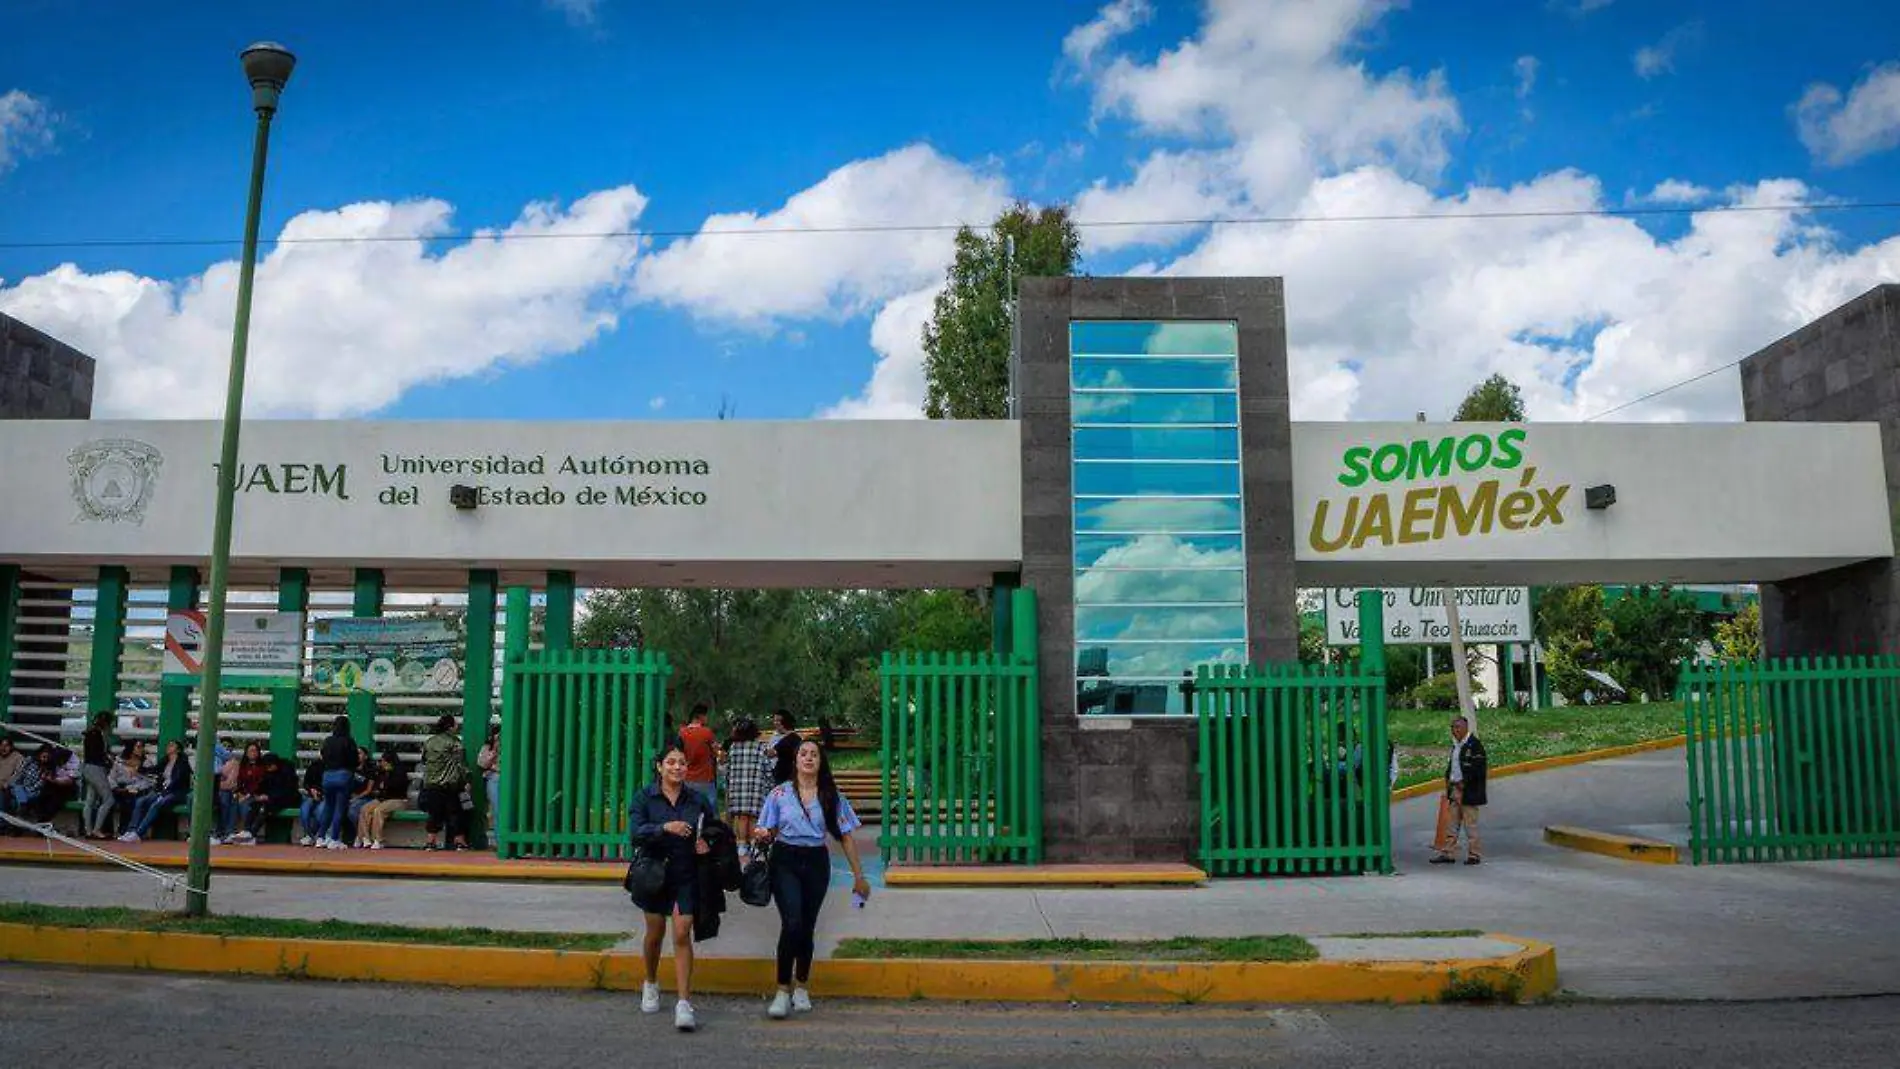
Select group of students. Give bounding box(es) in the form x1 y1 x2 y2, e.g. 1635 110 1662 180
296 714 488 851
632 705 869 1033
0 714 195 842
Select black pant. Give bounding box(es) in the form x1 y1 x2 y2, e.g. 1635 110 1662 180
769 844 830 986
418 787 465 841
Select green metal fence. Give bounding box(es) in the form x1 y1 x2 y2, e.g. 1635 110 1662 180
496 648 672 861
1681 656 1900 865
1194 661 1393 876
879 588 1041 865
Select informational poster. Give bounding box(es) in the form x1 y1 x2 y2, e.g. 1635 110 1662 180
161 610 305 688
1324 587 1532 646
310 616 462 694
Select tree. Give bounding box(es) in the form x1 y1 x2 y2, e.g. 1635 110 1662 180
1713 601 1762 662
1452 373 1527 422
922 204 1081 419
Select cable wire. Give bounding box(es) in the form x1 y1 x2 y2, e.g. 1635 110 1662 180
1581 356 1748 421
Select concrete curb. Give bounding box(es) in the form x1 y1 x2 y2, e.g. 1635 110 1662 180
885 863 1205 889
0 923 1557 1005
1389 734 1688 802
1543 825 1681 865
0 846 623 883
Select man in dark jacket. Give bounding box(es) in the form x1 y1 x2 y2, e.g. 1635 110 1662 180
1430 715 1487 866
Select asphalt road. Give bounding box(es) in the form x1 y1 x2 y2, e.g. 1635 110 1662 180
4 966 1898 1068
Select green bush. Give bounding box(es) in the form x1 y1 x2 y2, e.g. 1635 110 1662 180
1408 673 1462 710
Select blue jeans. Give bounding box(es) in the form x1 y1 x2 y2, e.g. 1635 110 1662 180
321 770 353 842
686 780 717 810
5 784 37 813
129 791 183 837
216 790 238 836
299 796 328 838
347 796 373 841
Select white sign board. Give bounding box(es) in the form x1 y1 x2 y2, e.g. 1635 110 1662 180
162 610 306 688
1325 587 1532 646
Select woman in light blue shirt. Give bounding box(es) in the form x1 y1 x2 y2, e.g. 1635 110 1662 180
753 738 870 1019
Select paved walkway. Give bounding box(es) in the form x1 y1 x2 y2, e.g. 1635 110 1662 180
4 752 1896 999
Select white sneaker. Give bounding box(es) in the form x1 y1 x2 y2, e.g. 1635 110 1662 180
233 831 254 843
118 832 139 843
673 1000 696 1033
370 841 384 850
354 838 367 849
792 987 812 1014
640 982 662 1013
210 835 225 846
328 840 346 851
767 990 791 1020
299 835 314 847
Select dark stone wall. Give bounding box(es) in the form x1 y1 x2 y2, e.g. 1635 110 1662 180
1017 277 1297 863
0 312 94 419
1739 284 1900 657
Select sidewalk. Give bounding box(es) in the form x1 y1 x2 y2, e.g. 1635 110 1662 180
3 754 1897 999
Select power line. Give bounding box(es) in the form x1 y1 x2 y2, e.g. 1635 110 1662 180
1 198 1897 252
1581 356 1747 421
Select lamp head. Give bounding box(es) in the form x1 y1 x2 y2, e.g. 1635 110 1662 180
241 42 296 114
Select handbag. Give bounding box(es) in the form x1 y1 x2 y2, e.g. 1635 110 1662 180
623 848 668 905
739 850 772 908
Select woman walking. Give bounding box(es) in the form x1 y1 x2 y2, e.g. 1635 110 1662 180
722 718 770 857
754 739 871 1020
317 717 357 850
630 743 713 1033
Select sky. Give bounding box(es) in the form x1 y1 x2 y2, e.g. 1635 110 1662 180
2 0 1899 426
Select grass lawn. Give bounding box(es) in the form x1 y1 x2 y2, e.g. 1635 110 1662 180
1389 701 1685 789
0 902 619 952
827 749 881 772
833 935 1317 962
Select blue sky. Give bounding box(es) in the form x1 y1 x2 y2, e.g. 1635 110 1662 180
2 0 1898 425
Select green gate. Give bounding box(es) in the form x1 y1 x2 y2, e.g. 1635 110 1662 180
1194 661 1392 876
1680 656 1900 864
879 588 1041 864
496 648 672 861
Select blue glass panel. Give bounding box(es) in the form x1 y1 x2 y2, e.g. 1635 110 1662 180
1075 567 1247 605
1071 392 1238 424
1076 605 1247 643
1076 642 1248 679
1070 321 1237 356
1075 676 1184 716
1073 497 1242 534
1071 357 1237 391
1073 426 1240 462
1074 533 1246 568
1074 461 1240 497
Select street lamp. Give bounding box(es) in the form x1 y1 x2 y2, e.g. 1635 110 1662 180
183 41 295 917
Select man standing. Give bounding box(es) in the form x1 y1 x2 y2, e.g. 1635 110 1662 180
1430 715 1487 866
677 704 720 809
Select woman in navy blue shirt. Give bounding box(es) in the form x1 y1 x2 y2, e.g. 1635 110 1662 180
629 742 713 1033
754 738 870 1020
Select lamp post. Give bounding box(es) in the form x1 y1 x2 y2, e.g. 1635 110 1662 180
183 42 295 917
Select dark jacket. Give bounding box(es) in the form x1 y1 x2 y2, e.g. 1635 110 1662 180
301 760 324 796
320 733 357 772
82 726 110 768
262 760 301 810
153 754 191 796
1446 735 1489 807
629 781 716 891
690 818 744 942
377 765 410 802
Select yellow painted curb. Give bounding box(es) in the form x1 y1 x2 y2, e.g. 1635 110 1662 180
0 848 623 884
1543 825 1681 865
886 866 1205 889
0 923 1557 1005
1390 734 1689 803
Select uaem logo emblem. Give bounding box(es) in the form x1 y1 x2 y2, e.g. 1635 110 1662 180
69 438 163 525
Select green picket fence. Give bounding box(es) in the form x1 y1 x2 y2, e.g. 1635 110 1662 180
496 648 672 861
1194 662 1392 877
1680 656 1900 865
879 650 1042 864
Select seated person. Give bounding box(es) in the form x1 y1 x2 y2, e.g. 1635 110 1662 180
107 742 155 838
357 750 412 849
297 758 327 846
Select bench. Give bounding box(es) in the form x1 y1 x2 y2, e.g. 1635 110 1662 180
46 800 433 844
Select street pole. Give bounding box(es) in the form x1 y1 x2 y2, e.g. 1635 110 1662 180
184 43 295 917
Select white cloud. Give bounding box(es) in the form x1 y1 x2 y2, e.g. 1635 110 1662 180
1072 148 1245 252
544 0 601 25
819 284 938 419
0 188 648 417
648 395 666 411
1551 0 1614 12
633 144 1007 326
1514 55 1539 101
0 90 55 176
1063 0 1153 71
1795 63 1900 166
1641 179 1713 204
1634 22 1701 80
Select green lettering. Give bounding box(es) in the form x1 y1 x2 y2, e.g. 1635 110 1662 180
313 464 350 501
244 465 279 493
1455 434 1493 472
1371 444 1408 483
1406 437 1456 481
1495 427 1526 469
1339 447 1372 488
281 464 310 494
